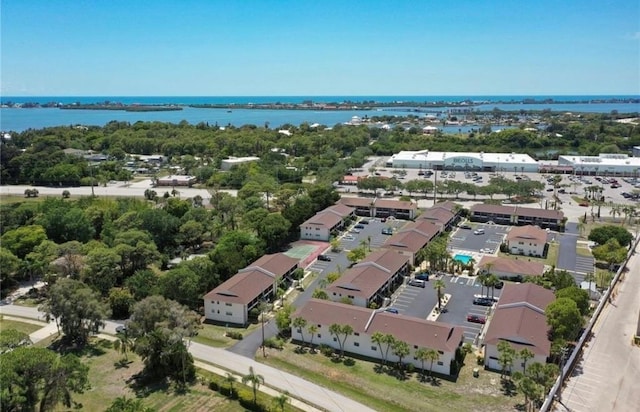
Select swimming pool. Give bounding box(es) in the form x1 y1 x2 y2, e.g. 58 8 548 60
453 254 472 265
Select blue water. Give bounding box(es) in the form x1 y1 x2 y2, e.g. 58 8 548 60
1 95 638 132
453 254 472 264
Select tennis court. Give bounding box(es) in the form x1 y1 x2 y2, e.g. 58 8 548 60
284 244 317 259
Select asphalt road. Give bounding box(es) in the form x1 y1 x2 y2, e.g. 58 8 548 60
557 233 578 272
557 241 640 412
0 304 375 412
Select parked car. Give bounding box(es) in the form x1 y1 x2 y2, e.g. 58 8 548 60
381 228 393 235
354 224 365 229
415 273 430 281
360 219 370 224
408 279 426 288
350 228 361 234
384 307 399 314
473 229 485 235
494 281 504 289
343 235 355 241
317 254 332 262
467 314 486 324
473 297 494 306
460 224 472 230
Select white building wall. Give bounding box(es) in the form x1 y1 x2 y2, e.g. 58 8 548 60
291 325 456 375
507 240 545 257
328 292 368 308
485 344 546 374
300 225 330 241
204 300 247 325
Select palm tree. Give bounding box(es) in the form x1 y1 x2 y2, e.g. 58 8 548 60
519 348 534 374
307 324 318 350
242 366 265 405
292 317 307 347
329 323 354 358
576 220 586 237
426 348 440 378
477 271 489 297
113 332 133 361
610 204 622 223
415 347 429 380
433 279 446 311
486 274 500 300
272 391 290 412
584 272 596 298
392 340 410 370
224 372 237 397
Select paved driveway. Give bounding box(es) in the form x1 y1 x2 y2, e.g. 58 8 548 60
449 224 508 254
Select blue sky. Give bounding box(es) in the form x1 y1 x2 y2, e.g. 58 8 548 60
1 0 639 96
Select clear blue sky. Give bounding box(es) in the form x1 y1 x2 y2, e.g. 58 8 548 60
1 0 639 96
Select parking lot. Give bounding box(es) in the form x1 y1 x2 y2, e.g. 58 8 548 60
448 224 509 254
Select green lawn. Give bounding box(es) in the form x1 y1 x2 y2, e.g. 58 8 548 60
0 318 42 335
576 247 592 257
498 241 559 267
259 344 524 412
192 321 260 348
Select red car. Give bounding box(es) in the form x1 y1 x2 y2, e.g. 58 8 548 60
467 314 486 324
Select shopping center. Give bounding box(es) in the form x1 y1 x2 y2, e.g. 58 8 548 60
386 150 539 173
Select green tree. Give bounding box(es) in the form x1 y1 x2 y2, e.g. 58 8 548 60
545 297 584 341
105 396 155 412
307 324 318 349
497 340 516 378
113 328 133 362
392 339 410 370
223 372 237 397
519 348 535 374
292 317 308 347
272 391 290 412
83 247 122 295
40 278 110 346
177 220 205 251
109 287 135 319
555 286 590 316
0 347 89 412
346 247 366 266
592 238 628 267
125 269 160 300
433 279 446 311
588 225 633 247
0 247 21 285
328 323 354 358
0 329 32 353
275 304 294 332
242 366 265 405
158 267 201 309
1 224 47 259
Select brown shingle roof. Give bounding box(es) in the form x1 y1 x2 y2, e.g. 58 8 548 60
478 256 545 277
383 221 440 254
302 212 343 229
470 204 563 220
361 249 410 274
431 201 459 213
294 299 464 353
203 271 274 305
484 283 555 356
339 197 374 207
419 208 455 226
506 225 547 244
374 198 417 211
242 253 299 277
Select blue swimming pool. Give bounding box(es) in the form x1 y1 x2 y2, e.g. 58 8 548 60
453 254 472 264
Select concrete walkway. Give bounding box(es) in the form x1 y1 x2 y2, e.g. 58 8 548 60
0 305 375 412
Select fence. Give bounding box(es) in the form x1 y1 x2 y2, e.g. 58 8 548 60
539 235 640 411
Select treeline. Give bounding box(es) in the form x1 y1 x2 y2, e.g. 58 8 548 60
0 183 339 314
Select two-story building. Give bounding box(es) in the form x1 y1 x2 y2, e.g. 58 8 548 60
477 256 546 279
292 299 465 376
470 204 564 231
382 220 441 265
203 253 299 325
483 283 555 373
339 197 418 220
300 204 355 241
506 225 548 257
326 250 410 308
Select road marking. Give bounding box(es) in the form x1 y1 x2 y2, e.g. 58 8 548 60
466 278 476 286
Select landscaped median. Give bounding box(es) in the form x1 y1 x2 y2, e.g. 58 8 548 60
258 342 524 412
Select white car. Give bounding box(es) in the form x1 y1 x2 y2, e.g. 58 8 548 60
474 229 485 235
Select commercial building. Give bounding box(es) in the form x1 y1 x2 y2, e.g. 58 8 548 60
557 154 640 176
469 204 564 231
203 253 299 325
327 249 410 308
292 299 465 376
220 156 261 171
300 204 355 241
483 283 555 373
156 175 196 187
506 225 548 257
387 150 539 173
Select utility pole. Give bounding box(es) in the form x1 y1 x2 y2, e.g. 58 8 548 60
89 162 95 197
260 300 266 357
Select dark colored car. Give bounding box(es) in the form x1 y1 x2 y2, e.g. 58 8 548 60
360 219 370 224
354 224 365 229
473 297 494 306
381 228 393 235
415 273 430 281
494 281 504 289
460 224 472 230
317 254 332 262
384 307 399 314
467 314 486 324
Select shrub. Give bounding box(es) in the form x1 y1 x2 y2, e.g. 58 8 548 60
406 363 415 374
319 344 334 357
476 355 484 365
263 337 284 349
226 331 243 340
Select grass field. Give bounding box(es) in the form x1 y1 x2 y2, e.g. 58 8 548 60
499 241 559 267
259 344 524 412
192 321 260 348
0 318 42 335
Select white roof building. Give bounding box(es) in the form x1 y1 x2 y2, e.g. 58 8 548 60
558 154 640 175
387 150 539 172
